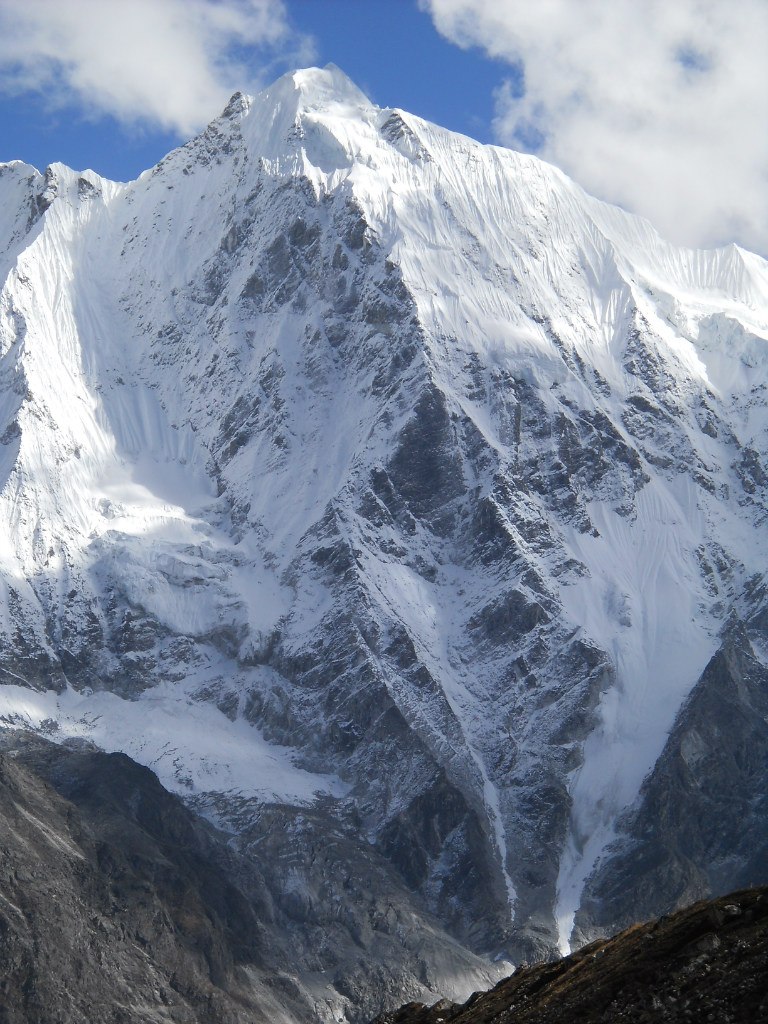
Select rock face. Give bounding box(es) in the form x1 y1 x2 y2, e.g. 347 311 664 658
0 731 500 1023
372 885 768 1024
0 733 268 1024
576 614 768 943
0 63 767 1016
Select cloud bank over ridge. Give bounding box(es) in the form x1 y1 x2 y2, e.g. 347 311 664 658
422 0 768 254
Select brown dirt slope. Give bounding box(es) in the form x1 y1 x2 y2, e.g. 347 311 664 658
372 886 768 1024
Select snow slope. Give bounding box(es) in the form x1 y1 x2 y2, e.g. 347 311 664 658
0 65 767 987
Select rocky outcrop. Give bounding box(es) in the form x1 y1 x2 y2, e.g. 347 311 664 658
0 733 270 1024
0 65 767 1012
576 617 768 942
0 731 503 1024
373 886 768 1023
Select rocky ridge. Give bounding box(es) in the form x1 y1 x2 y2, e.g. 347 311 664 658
0 730 499 1023
0 64 766 1017
372 885 768 1023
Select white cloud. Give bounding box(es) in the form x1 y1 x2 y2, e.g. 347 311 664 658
422 0 768 254
0 0 313 136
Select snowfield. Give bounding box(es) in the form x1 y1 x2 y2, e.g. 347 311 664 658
0 65 766 970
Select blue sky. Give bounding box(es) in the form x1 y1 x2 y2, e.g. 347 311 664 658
286 1 510 145
0 0 764 253
0 0 509 183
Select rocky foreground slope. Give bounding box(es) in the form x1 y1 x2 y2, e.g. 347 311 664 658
0 730 498 1023
372 885 768 1024
0 64 767 1018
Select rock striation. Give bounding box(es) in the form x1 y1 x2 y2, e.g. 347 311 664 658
0 731 499 1023
0 64 767 1018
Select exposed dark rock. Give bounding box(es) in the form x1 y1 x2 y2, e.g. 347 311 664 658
0 732 503 1024
577 621 768 941
372 886 768 1023
0 732 268 1023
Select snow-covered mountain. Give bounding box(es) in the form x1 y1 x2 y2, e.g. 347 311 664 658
1 64 767 1018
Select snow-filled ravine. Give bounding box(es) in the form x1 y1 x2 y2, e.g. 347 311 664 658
0 65 767 971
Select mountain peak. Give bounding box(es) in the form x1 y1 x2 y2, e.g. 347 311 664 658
228 64 377 172
245 63 373 124
291 63 372 107
2 49 768 1023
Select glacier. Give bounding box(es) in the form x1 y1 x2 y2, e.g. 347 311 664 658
0 63 767 1019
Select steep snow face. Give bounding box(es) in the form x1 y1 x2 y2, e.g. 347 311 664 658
0 64 767 979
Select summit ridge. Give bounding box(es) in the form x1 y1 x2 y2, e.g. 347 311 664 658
0 66 766 1023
